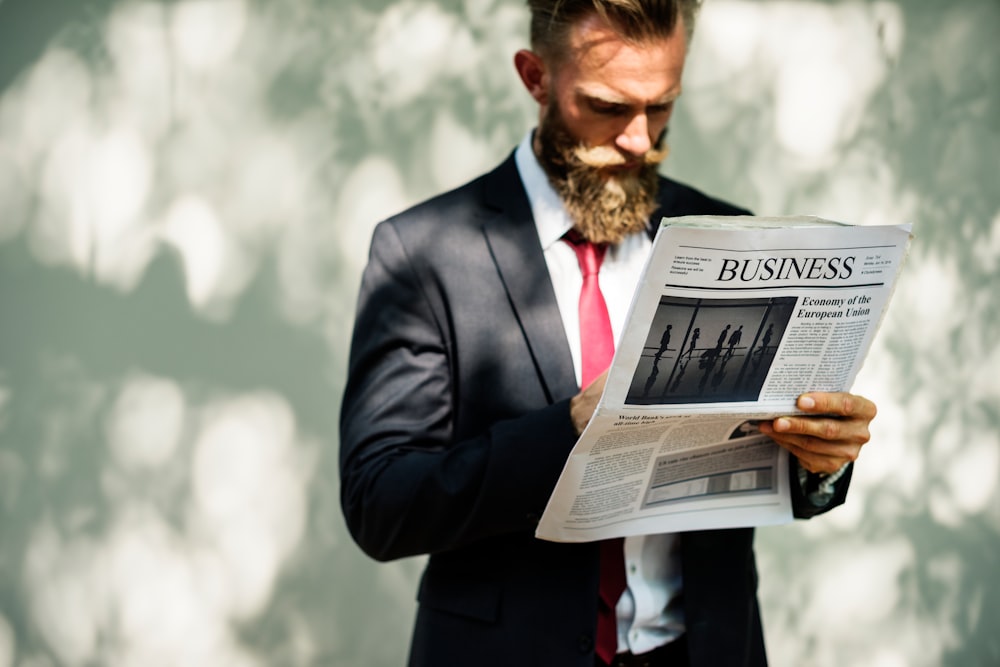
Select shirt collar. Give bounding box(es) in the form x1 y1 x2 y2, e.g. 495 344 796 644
514 131 574 251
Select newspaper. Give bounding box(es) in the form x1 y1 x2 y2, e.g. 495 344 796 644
535 215 912 542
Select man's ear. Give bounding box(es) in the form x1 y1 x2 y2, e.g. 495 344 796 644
514 49 549 105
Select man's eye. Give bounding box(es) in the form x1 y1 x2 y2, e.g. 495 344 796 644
590 101 627 116
647 103 674 116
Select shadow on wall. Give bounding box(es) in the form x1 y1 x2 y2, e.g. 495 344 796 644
0 0 532 664
0 0 997 666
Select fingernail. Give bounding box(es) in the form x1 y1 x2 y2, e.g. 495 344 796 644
799 396 815 409
774 418 790 432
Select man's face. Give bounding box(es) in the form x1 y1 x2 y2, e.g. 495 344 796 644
531 14 687 244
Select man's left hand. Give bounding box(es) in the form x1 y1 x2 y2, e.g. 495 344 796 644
758 392 877 475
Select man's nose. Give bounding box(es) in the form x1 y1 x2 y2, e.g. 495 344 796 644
615 113 652 156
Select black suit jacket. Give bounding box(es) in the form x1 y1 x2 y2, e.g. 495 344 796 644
340 153 851 667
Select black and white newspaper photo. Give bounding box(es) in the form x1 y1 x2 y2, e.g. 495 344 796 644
536 216 912 542
625 295 796 405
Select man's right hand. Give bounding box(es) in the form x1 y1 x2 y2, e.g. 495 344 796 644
569 369 608 436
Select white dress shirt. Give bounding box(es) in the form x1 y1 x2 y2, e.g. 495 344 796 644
514 133 685 655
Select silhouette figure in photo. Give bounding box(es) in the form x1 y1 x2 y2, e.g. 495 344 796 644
750 323 775 376
699 324 729 370
726 325 743 358
697 337 728 391
654 324 672 361
715 324 731 354
686 327 700 359
756 324 774 359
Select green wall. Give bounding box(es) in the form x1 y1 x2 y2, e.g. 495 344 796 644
0 1 997 665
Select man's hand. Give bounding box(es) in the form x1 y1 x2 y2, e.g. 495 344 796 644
569 370 608 436
758 392 877 474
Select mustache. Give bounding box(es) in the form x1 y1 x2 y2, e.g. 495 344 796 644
570 131 669 169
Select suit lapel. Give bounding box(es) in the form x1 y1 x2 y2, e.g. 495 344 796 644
475 164 689 402
479 155 579 403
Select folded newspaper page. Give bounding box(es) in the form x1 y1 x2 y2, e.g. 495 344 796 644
536 215 912 542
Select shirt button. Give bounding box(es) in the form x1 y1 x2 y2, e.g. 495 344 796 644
629 563 637 574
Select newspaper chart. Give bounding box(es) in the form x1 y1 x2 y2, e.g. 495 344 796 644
536 216 912 542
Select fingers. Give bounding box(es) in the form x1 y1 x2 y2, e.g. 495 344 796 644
569 369 609 436
796 391 877 421
766 392 875 445
774 439 856 475
768 413 871 447
760 426 861 474
757 392 878 474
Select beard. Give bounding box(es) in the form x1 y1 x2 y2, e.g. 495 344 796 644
536 101 669 245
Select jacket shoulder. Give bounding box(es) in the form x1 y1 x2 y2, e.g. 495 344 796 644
379 153 522 235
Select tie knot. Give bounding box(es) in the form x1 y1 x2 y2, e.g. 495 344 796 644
563 230 606 277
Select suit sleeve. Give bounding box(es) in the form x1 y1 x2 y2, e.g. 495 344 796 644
339 220 578 562
789 458 853 518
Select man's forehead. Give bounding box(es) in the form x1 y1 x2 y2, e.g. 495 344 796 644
556 14 687 105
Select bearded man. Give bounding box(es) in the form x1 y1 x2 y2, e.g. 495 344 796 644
340 2 877 666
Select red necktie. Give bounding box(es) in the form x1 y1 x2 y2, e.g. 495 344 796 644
564 231 626 664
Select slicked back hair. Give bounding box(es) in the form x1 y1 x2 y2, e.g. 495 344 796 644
527 0 701 63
